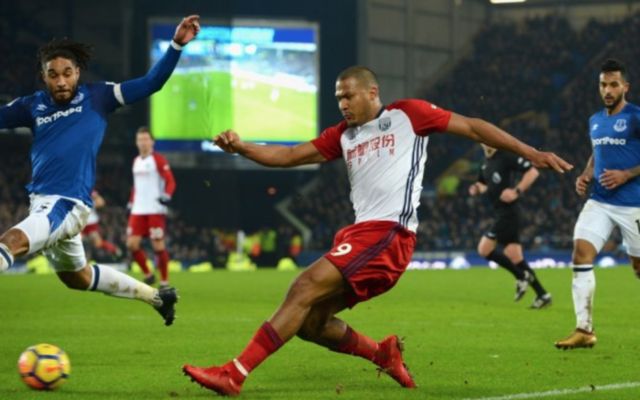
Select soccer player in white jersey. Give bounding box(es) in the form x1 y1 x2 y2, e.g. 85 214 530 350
0 15 200 326
127 126 176 287
82 190 121 257
555 59 640 349
183 66 573 395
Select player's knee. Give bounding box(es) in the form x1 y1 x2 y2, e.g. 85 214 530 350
297 310 328 342
572 247 594 265
477 244 491 258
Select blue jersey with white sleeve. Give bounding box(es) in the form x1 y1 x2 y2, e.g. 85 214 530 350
0 42 183 206
589 102 640 207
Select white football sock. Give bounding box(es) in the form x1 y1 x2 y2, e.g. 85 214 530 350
88 264 161 306
0 243 14 272
572 265 595 332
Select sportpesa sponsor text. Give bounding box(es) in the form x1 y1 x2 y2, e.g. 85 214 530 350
592 136 626 146
36 106 83 127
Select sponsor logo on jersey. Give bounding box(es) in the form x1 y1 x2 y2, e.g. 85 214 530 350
492 172 502 184
35 106 83 127
345 134 396 164
378 117 392 132
591 136 627 146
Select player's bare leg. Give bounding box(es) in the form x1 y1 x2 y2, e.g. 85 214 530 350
555 239 597 349
127 235 155 285
183 257 349 395
630 256 640 279
477 236 528 300
0 228 29 271
57 263 177 326
297 295 416 388
151 238 170 287
504 243 551 308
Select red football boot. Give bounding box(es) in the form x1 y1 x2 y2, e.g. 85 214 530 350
374 335 416 388
183 364 243 396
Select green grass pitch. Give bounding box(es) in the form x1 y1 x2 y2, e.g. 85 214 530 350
0 267 639 399
151 70 317 142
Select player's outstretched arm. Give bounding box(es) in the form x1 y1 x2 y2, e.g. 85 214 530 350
446 113 573 173
214 130 326 167
116 15 200 105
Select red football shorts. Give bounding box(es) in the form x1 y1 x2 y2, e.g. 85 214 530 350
81 223 99 236
127 214 167 239
324 220 416 308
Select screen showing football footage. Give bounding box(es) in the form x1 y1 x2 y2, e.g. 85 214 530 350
149 20 319 152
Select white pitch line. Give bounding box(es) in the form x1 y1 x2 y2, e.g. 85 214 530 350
463 381 640 400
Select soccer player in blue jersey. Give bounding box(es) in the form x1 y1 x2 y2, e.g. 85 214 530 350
0 15 200 326
555 59 640 349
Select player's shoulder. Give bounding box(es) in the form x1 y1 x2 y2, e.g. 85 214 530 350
588 109 604 122
7 91 42 108
624 102 640 115
84 81 117 94
387 98 447 115
151 152 170 165
321 120 349 136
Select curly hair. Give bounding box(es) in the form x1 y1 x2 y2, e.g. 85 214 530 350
37 38 93 70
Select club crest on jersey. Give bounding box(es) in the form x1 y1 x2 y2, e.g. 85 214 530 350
613 119 627 132
36 104 47 111
492 172 502 184
378 117 392 132
70 92 85 105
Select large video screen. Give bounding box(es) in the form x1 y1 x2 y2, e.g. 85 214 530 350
149 19 319 152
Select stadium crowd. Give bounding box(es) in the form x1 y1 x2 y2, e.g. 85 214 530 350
290 14 637 252
1 13 637 264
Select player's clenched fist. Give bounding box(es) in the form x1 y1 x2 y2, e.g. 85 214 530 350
173 15 201 46
214 130 243 153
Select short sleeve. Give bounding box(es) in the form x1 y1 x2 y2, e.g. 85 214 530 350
0 96 33 129
311 121 348 161
388 99 452 136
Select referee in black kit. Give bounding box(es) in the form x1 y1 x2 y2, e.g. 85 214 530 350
468 144 552 309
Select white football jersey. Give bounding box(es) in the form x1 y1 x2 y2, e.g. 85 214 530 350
312 99 451 232
130 153 175 215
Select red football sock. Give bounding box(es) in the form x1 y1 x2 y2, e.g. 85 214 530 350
100 240 118 255
155 250 169 282
232 322 284 383
332 326 379 361
132 249 151 275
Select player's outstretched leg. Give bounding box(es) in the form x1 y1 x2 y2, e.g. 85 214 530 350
183 321 282 396
59 264 178 326
297 297 416 388
374 335 416 388
183 258 345 395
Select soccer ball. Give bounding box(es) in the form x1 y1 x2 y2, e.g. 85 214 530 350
17 343 70 390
